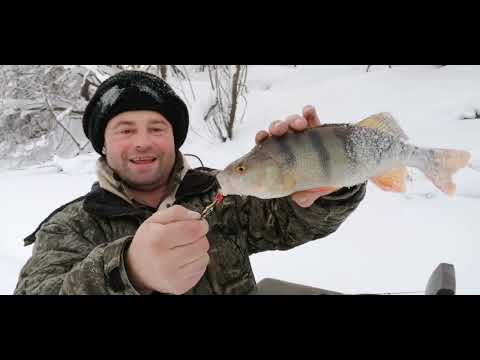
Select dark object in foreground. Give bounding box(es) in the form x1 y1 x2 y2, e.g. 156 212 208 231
424 263 456 295
251 263 456 295
251 278 343 295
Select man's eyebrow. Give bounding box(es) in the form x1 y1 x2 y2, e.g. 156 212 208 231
111 118 168 128
148 119 169 126
112 120 135 128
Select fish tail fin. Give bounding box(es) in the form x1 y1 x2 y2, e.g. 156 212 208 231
468 161 480 172
420 148 471 196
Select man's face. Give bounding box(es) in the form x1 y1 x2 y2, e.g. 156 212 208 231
104 110 176 192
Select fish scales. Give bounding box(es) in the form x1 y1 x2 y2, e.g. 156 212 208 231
263 124 414 189
216 113 471 199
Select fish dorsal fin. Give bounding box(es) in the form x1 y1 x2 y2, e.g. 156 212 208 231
356 112 409 140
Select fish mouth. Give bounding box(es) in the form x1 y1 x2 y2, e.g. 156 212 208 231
215 171 231 195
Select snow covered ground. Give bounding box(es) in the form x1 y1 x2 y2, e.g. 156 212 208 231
2 65 479 294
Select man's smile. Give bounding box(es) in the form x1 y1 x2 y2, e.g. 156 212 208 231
129 156 157 165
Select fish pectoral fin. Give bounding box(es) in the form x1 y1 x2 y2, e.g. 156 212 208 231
283 173 297 190
370 166 408 193
356 112 409 140
302 186 338 196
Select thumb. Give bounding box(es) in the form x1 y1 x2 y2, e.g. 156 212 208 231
147 205 201 225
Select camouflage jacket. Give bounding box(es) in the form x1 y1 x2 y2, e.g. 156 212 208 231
14 164 366 295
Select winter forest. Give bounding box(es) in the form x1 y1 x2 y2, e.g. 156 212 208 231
1 65 479 294
0 65 249 169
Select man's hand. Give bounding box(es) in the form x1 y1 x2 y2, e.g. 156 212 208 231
125 205 210 295
255 105 327 208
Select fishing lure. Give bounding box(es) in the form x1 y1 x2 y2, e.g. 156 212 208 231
201 192 225 219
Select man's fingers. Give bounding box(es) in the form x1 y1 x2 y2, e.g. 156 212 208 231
291 191 322 208
141 219 208 249
159 220 209 248
268 120 282 133
184 267 208 282
147 205 201 225
303 105 321 127
257 106 321 145
285 114 308 131
269 120 289 136
178 252 210 278
172 236 210 265
255 130 270 144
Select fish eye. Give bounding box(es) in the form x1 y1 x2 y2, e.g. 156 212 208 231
236 165 247 173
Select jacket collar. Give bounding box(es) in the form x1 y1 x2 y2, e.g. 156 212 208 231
95 150 190 207
83 167 218 219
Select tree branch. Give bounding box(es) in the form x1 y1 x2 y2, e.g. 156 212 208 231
42 91 82 152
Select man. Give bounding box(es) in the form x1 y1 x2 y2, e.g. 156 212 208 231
14 70 366 295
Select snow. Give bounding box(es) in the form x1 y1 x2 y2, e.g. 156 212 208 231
2 65 480 295
100 85 124 110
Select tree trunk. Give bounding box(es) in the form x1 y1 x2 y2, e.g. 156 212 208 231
227 65 241 140
160 65 167 79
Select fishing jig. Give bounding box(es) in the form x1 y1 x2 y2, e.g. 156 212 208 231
201 192 225 219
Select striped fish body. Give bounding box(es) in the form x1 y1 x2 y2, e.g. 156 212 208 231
216 113 471 199
265 124 412 191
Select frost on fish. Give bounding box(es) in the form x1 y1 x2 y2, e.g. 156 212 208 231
342 125 413 182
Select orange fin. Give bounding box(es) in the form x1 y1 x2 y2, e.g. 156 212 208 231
370 167 408 193
422 149 471 196
283 173 297 191
303 186 338 196
357 112 409 140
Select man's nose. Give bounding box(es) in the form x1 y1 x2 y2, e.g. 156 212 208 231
133 130 152 150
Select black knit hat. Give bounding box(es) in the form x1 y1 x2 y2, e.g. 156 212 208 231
83 70 189 154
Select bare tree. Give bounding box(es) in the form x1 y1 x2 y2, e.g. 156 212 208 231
0 65 90 168
160 65 167 79
203 65 248 142
0 65 248 169
43 91 89 155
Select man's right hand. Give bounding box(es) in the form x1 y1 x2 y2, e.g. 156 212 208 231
125 205 210 295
